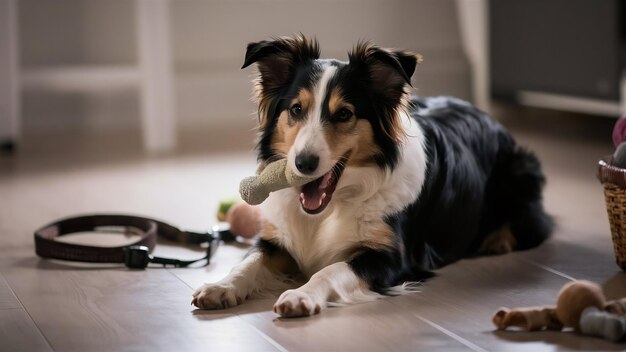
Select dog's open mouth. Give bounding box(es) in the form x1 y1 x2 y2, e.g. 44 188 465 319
299 154 349 215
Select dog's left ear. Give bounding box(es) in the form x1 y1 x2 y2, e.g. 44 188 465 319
393 51 423 86
349 43 421 145
349 43 422 101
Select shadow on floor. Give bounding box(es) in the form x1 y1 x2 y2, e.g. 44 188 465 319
191 298 276 320
492 330 624 351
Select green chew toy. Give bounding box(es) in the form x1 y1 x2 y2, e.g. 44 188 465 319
239 159 318 205
217 198 238 222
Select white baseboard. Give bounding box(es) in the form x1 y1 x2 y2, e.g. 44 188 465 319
517 91 621 117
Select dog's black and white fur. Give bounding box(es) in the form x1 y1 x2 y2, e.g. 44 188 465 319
192 36 553 318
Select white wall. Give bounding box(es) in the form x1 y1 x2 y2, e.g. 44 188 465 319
18 0 471 134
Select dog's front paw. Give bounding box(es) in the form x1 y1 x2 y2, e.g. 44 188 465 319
191 282 244 310
273 289 323 318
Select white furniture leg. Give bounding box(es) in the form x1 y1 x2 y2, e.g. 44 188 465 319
0 0 20 149
136 0 176 153
456 0 490 112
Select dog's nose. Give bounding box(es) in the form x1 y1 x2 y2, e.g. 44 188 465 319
295 153 319 175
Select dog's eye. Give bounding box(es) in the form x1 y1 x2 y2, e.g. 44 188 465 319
336 108 354 121
289 104 302 118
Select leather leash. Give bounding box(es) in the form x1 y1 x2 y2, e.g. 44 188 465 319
34 214 233 269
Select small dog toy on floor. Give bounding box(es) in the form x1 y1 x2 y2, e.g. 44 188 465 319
493 280 626 342
612 116 626 168
218 201 262 239
239 159 318 205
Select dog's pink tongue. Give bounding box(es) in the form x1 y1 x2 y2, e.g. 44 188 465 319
300 172 333 211
300 186 324 210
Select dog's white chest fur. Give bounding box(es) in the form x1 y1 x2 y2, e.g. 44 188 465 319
260 114 427 277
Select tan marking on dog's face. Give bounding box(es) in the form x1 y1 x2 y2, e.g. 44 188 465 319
323 88 381 167
298 89 314 113
271 82 384 173
328 88 345 115
270 88 314 156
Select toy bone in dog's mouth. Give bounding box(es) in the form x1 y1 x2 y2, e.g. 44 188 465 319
240 156 350 213
239 159 318 206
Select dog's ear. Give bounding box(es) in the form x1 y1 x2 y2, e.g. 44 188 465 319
349 42 422 101
349 43 421 146
393 50 422 85
242 36 320 91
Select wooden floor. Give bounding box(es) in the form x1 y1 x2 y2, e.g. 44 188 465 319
1 106 626 351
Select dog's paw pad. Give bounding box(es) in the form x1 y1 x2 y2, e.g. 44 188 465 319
192 283 244 310
274 290 322 318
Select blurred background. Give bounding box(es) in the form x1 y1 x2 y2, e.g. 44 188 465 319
1 0 623 156
0 0 623 230
0 0 478 157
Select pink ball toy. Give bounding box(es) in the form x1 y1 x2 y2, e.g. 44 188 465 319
612 117 626 147
226 202 261 239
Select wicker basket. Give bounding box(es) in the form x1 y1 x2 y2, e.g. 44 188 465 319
597 157 626 271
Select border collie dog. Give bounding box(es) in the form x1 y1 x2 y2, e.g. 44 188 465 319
192 36 552 318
